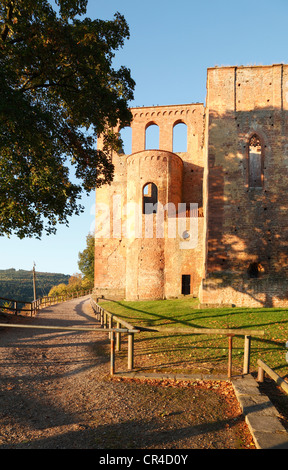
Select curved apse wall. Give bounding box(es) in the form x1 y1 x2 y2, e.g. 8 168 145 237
125 150 183 300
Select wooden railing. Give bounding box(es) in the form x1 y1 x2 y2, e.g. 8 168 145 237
0 296 40 316
153 326 266 378
90 297 140 374
90 297 265 378
0 290 93 317
257 359 288 395
40 289 93 308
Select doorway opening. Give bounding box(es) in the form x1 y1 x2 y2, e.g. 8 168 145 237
181 275 191 295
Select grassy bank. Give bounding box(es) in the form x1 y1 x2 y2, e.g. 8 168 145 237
99 297 288 378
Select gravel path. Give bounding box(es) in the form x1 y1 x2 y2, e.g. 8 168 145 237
0 297 254 449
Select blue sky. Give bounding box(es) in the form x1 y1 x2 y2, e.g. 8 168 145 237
1 0 288 275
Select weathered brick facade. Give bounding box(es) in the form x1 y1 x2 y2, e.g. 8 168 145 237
94 64 288 307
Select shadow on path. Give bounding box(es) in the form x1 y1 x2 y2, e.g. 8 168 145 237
0 297 253 450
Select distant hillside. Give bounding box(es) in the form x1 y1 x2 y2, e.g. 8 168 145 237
0 268 70 302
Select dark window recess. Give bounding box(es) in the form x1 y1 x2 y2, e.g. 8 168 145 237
143 183 158 214
182 275 191 295
247 262 260 278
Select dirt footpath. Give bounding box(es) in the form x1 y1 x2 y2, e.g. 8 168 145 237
0 297 254 449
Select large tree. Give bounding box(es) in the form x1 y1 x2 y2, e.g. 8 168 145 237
0 0 135 238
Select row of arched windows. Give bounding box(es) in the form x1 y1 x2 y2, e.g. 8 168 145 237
119 122 187 154
145 122 187 152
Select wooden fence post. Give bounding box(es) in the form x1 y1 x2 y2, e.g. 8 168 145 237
110 331 115 375
108 315 112 339
257 359 288 394
243 335 251 374
228 335 233 378
116 321 121 352
257 364 264 382
128 332 134 371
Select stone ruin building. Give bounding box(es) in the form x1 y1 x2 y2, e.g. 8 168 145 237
94 64 288 307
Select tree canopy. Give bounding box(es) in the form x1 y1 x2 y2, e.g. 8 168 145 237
0 0 135 238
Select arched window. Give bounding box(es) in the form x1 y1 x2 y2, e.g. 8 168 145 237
173 122 187 152
143 183 158 214
248 134 263 188
145 123 159 150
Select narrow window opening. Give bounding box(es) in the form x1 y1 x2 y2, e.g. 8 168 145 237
181 274 191 295
143 183 158 214
173 122 187 152
145 124 159 150
248 134 263 188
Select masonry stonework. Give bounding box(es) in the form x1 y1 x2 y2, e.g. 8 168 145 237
94 64 288 307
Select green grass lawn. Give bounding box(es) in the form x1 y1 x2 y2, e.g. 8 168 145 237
99 297 288 378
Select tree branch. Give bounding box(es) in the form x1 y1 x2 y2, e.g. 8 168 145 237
1 2 14 42
21 81 79 92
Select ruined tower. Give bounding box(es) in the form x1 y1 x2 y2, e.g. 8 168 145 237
94 64 288 307
94 103 205 300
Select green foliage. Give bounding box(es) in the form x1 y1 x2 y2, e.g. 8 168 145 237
0 0 135 238
78 232 94 284
48 272 92 296
48 283 68 296
0 268 70 301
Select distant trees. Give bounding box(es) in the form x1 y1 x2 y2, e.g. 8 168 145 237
0 269 70 301
48 272 91 296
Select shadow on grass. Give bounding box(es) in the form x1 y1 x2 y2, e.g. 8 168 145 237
100 298 202 328
99 298 288 378
100 298 288 333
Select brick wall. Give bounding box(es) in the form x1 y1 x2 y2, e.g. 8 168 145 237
201 64 288 307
